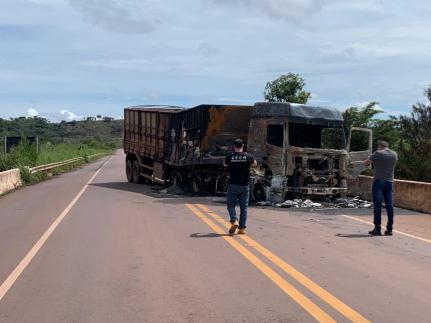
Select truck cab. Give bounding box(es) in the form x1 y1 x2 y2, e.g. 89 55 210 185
247 102 372 201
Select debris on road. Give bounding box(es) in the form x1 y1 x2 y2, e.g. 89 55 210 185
257 196 373 209
154 184 185 195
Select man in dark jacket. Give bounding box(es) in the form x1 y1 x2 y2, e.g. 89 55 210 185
224 139 257 235
364 140 398 236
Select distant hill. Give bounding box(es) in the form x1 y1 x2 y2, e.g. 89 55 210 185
0 117 123 148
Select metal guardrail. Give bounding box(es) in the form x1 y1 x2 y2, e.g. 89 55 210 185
29 153 105 174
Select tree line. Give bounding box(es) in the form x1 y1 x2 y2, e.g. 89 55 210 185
0 116 123 150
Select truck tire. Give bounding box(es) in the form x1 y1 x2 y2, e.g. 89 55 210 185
190 175 203 194
126 160 134 183
132 161 141 184
172 171 183 187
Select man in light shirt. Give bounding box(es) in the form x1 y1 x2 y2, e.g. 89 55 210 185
363 140 398 236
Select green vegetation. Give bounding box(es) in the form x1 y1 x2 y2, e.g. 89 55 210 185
264 73 311 104
0 116 122 172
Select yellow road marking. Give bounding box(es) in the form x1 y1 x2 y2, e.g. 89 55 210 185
341 214 431 244
0 157 111 302
186 204 336 323
196 204 370 323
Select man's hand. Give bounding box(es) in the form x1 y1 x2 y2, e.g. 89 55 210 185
363 159 372 166
252 159 258 167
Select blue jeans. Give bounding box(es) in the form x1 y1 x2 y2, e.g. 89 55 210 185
227 184 249 229
372 179 394 231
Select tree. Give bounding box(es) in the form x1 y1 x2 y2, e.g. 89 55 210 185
397 86 431 181
264 73 311 104
343 101 382 130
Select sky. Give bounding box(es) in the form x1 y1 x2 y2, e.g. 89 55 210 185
0 0 430 121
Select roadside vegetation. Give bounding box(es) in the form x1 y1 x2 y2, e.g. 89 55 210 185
0 116 122 174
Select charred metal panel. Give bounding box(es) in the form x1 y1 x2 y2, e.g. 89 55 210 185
253 102 343 126
248 117 285 176
203 105 251 157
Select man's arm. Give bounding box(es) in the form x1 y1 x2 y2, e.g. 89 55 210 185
223 155 230 167
363 151 377 166
248 154 257 167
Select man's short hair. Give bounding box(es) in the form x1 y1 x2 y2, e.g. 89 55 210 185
233 138 244 148
377 140 389 147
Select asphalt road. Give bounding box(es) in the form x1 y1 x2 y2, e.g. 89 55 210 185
1 151 431 323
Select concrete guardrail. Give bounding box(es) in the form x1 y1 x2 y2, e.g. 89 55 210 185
0 169 22 195
347 175 431 214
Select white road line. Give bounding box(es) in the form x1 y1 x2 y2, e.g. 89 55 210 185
0 157 111 302
341 214 431 244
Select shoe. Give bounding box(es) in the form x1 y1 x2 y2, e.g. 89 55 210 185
368 228 382 236
229 221 239 234
237 228 246 235
384 230 393 236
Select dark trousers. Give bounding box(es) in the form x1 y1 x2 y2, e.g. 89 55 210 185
226 184 249 229
372 179 394 231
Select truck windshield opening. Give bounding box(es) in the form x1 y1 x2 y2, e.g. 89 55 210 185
289 123 345 150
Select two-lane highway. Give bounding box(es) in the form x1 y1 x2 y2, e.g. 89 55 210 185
1 151 431 322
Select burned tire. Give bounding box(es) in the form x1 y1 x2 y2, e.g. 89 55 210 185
190 175 203 194
132 161 141 184
172 171 183 187
251 183 267 202
126 160 134 183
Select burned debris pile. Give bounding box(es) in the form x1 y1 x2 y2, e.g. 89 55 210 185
257 196 373 209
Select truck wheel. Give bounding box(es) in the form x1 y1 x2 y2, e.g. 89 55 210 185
126 160 134 183
251 183 267 202
191 175 203 194
172 172 183 187
132 161 140 184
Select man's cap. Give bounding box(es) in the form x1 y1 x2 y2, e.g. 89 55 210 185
377 140 389 147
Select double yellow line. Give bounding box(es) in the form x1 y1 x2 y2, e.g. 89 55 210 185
186 203 370 323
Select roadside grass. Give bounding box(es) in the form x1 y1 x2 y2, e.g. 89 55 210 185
36 143 112 166
0 142 113 172
0 142 114 187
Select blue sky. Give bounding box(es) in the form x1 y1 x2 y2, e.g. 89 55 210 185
0 0 430 121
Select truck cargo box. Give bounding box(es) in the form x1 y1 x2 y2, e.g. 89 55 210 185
124 104 252 184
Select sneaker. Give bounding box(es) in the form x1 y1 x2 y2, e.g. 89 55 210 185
237 228 246 235
369 228 382 236
384 230 393 236
229 221 239 234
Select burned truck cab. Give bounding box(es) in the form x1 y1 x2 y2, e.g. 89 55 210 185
247 102 371 202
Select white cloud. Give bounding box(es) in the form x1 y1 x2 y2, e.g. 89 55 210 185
25 0 66 4
198 42 218 57
80 58 150 69
68 0 158 34
60 109 82 121
356 101 385 113
211 0 325 22
27 108 39 117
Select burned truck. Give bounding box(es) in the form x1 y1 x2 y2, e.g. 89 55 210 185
123 102 371 200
